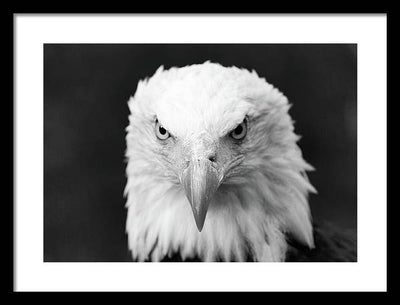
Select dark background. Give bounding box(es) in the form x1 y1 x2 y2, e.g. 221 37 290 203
44 44 357 262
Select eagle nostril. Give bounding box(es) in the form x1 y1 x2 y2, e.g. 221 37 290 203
208 155 216 163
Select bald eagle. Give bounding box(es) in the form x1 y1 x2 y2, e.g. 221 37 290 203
124 62 356 262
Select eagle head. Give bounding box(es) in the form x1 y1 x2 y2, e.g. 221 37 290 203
125 62 316 262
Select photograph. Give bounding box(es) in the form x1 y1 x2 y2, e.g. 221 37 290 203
44 44 357 263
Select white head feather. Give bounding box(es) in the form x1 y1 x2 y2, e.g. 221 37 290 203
125 62 316 262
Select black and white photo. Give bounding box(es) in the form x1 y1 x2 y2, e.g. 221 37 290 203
44 44 357 262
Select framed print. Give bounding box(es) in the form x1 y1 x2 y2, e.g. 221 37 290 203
14 14 387 292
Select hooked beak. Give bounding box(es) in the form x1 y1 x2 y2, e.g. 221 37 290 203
181 159 220 232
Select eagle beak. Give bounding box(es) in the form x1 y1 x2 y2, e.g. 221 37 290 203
181 159 220 232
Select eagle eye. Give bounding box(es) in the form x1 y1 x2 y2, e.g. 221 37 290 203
230 118 247 140
155 119 170 140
